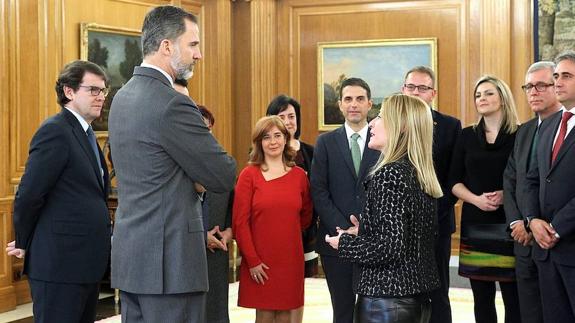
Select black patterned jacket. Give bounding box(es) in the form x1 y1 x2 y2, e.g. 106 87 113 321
339 158 440 297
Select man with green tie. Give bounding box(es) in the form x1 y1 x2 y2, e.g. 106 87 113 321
311 77 380 323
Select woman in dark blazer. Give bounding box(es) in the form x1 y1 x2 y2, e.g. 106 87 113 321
449 75 520 323
198 105 235 323
325 94 442 323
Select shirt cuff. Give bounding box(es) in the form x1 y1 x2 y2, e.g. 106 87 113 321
509 220 521 228
550 223 561 239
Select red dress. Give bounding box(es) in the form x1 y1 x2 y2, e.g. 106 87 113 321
233 165 313 310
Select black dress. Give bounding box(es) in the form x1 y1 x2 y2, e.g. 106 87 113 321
449 120 516 281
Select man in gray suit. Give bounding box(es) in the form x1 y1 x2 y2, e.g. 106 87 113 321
503 61 560 323
108 6 236 322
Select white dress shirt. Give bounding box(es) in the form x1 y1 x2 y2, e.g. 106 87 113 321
141 62 174 87
344 123 369 156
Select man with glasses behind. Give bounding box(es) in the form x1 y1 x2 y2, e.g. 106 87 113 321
401 66 461 323
504 61 560 323
6 60 111 323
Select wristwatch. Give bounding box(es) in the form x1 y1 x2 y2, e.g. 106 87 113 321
523 217 533 233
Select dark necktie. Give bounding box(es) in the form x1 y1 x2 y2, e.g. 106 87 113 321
350 133 361 175
551 111 574 163
86 126 103 184
528 125 539 169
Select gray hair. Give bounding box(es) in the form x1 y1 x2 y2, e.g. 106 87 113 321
404 66 436 88
141 6 198 57
525 61 555 80
554 50 575 65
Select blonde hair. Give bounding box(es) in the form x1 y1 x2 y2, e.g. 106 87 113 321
473 75 519 134
371 94 442 198
249 116 296 170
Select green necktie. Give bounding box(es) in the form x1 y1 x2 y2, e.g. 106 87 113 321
350 133 361 175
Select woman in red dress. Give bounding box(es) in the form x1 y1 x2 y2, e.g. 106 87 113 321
233 116 313 323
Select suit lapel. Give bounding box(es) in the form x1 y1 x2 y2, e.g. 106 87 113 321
358 128 379 180
542 112 561 175
335 126 358 180
552 128 575 169
62 109 106 193
520 120 538 173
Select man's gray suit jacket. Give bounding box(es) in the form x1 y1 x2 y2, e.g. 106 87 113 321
503 117 538 257
108 66 236 294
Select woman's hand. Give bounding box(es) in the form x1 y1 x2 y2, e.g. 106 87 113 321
206 226 226 253
325 233 342 250
336 215 360 236
485 190 503 205
473 193 499 211
249 263 270 284
219 228 233 251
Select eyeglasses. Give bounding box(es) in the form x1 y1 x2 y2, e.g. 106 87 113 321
403 84 434 93
521 82 554 93
79 86 110 97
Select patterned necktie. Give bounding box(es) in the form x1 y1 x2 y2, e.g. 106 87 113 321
350 133 361 175
552 111 574 163
86 126 103 184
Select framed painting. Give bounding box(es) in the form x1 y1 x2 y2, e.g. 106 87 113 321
80 23 143 133
317 38 437 131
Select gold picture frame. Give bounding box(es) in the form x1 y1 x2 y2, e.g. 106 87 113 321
80 23 142 134
317 38 437 131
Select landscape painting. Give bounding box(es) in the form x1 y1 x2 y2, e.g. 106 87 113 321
80 23 142 132
317 38 437 131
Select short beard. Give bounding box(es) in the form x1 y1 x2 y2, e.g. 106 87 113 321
170 45 194 80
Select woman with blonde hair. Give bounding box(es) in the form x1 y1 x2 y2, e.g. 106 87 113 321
449 75 520 323
233 116 313 323
326 94 441 323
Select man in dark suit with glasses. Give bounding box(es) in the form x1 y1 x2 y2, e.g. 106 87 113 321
7 60 111 323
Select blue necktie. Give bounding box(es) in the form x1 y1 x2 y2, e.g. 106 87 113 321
86 126 103 185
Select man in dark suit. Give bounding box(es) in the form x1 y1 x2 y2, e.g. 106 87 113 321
311 77 380 323
108 6 236 323
401 66 461 323
524 51 575 323
6 60 111 323
504 61 560 323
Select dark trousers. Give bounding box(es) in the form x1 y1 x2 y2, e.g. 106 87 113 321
515 252 543 323
429 232 452 323
321 254 355 323
28 278 100 323
121 290 206 323
535 258 575 323
355 295 431 323
469 279 520 323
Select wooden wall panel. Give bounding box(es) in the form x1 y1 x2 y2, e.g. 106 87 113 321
232 0 278 166
278 0 464 143
1 0 9 199
0 199 16 312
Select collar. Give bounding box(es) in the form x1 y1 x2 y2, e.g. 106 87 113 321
344 122 369 141
64 107 90 132
141 62 174 87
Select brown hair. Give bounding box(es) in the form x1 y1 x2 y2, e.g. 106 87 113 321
249 116 296 170
197 105 215 127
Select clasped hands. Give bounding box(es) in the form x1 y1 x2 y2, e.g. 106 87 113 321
325 215 359 250
529 219 558 249
475 190 503 211
206 226 232 253
5 241 25 258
